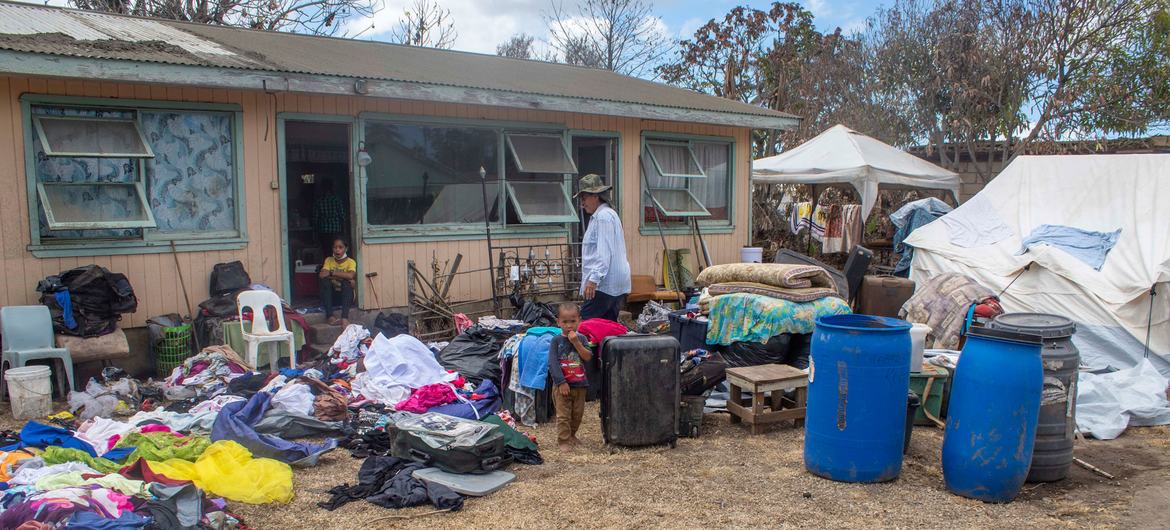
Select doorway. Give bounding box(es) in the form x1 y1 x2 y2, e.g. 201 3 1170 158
283 120 353 308
570 135 618 242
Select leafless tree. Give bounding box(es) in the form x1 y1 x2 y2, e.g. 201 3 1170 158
545 0 670 76
70 0 382 36
390 0 457 49
497 33 537 58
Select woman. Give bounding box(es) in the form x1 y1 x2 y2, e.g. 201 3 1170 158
318 238 357 325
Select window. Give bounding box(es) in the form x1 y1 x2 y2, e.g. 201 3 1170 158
362 118 579 232
645 140 705 178
33 116 152 157
641 137 732 226
26 101 243 249
506 134 577 174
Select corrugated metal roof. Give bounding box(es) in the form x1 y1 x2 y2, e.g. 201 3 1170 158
0 1 795 122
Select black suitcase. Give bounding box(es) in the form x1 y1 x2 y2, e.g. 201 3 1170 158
600 334 680 447
392 425 512 474
680 351 728 396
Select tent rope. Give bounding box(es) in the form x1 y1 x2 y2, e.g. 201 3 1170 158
1145 285 1156 359
997 264 1030 299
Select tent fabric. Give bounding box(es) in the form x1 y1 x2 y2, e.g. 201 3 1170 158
752 124 961 219
905 154 1169 374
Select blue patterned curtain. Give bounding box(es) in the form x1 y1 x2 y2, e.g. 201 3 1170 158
141 111 236 233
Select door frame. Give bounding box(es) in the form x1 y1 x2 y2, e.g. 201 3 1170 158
567 130 621 242
276 113 361 308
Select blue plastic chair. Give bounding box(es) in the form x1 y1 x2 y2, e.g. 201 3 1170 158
1 305 75 398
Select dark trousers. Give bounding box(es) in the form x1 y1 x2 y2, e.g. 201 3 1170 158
580 291 627 321
319 278 353 319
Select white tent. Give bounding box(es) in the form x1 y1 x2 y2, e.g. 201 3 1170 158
906 154 1170 375
752 124 962 219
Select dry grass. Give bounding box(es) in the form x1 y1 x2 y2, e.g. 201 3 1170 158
6 403 1166 529
231 404 1165 530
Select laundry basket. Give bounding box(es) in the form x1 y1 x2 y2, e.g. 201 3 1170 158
153 323 194 377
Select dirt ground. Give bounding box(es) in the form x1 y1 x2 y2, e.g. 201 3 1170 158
224 404 1168 530
5 403 1167 529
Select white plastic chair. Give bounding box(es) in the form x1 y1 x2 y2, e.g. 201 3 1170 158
236 290 295 372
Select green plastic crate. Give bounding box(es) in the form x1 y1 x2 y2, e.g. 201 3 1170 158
909 364 950 426
155 323 193 376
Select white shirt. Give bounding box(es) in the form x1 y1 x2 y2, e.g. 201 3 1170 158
580 203 631 296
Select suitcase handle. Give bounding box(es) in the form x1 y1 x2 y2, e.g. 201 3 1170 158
481 456 503 471
408 448 434 464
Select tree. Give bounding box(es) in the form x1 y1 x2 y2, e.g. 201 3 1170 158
390 0 457 49
545 0 670 76
497 33 537 58
69 0 381 36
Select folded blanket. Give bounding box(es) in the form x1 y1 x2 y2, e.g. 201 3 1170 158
696 263 835 291
703 293 852 346
706 281 840 303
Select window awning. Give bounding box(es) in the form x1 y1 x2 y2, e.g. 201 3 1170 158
645 142 705 178
33 116 154 158
506 181 579 224
645 188 711 218
37 182 157 230
506 134 578 174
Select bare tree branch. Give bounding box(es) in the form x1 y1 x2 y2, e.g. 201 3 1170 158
544 0 671 77
389 0 457 49
71 0 382 36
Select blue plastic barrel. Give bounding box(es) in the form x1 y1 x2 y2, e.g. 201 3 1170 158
804 314 912 483
942 327 1043 503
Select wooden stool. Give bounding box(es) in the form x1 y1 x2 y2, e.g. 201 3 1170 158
726 364 809 434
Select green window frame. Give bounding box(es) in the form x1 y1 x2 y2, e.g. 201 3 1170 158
639 133 735 235
37 181 157 231
645 140 706 179
357 113 582 242
32 115 154 158
21 95 248 258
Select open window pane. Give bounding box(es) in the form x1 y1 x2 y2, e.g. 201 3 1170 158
38 182 156 230
506 181 579 223
423 183 501 224
645 188 710 217
34 116 153 158
506 134 578 174
646 142 704 178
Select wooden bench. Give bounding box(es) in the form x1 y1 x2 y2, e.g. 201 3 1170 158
726 364 809 434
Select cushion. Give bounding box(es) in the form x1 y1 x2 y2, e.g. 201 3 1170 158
56 328 130 363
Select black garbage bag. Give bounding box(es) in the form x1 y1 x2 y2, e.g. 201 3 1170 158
198 294 237 318
437 325 511 385
375 312 409 338
210 261 251 296
37 265 137 337
721 334 811 369
513 299 557 327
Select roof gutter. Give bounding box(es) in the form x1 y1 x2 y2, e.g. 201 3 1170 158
0 50 800 130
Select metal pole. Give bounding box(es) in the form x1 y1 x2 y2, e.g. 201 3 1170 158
479 166 501 315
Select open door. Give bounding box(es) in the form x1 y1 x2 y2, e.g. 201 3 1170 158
282 120 353 308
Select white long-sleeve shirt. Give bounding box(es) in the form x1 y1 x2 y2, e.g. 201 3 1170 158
580 203 631 297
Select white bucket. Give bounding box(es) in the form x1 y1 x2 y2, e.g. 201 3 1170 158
6 365 52 420
740 247 764 263
909 324 932 373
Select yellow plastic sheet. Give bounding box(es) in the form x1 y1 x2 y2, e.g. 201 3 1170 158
147 440 293 504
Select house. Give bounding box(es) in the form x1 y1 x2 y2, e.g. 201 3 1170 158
0 1 797 331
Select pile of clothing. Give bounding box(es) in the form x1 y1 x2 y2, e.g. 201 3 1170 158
696 263 852 347
36 265 138 338
899 272 1004 350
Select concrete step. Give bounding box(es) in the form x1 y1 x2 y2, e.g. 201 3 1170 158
309 322 345 345
301 312 328 326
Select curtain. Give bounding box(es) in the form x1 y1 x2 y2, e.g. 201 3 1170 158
141 111 236 233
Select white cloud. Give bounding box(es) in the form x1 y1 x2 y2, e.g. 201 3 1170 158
346 0 550 54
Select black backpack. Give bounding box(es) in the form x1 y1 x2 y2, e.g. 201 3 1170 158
210 261 251 296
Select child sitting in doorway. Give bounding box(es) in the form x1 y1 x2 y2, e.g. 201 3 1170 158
548 302 593 451
318 238 356 326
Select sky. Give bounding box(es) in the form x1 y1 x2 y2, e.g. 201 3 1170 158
345 0 887 57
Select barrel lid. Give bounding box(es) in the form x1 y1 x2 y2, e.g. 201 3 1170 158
989 313 1076 338
967 326 1044 345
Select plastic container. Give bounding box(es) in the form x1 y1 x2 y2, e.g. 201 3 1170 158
154 323 194 377
805 314 912 483
668 311 709 353
6 365 52 420
989 313 1080 482
679 394 706 438
740 247 764 263
909 324 931 372
908 364 950 426
905 392 921 454
943 327 1043 503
